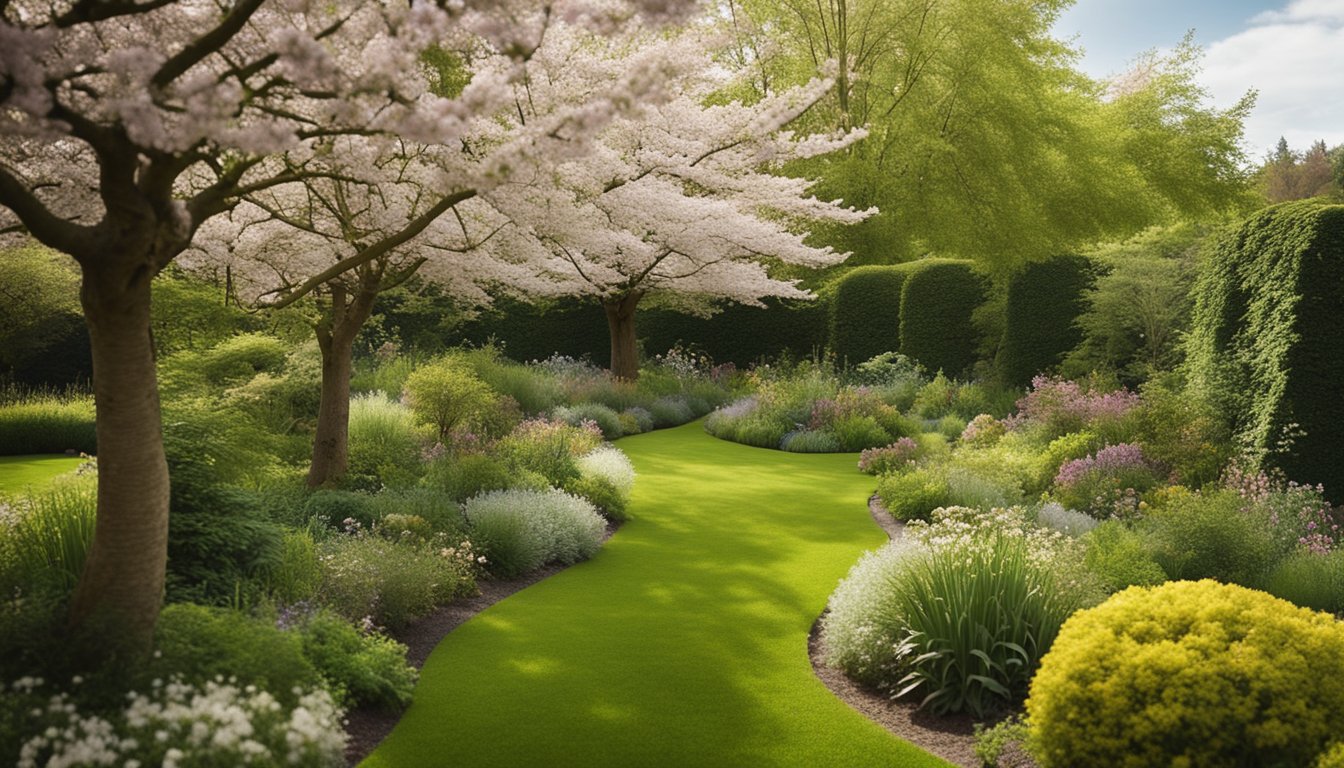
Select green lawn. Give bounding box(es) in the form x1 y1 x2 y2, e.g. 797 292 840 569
0 454 85 497
363 421 947 767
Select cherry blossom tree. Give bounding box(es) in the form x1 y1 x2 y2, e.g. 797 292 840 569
188 32 707 486
475 29 875 379
0 0 693 655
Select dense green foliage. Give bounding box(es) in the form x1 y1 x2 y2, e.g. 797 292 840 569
827 265 912 367
998 256 1094 387
0 245 89 387
1027 581 1344 768
1187 201 1344 500
0 395 96 456
899 260 986 377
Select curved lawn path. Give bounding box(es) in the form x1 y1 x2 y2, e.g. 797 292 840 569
362 422 947 767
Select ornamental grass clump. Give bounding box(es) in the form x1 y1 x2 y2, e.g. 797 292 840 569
1026 580 1344 768
464 489 606 578
1051 443 1158 518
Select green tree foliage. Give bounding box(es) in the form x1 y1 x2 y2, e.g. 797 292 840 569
721 2 1253 266
1187 201 1344 501
898 259 986 377
998 255 1094 387
827 265 914 366
0 243 89 386
150 270 252 355
1258 137 1340 203
403 359 498 441
1063 225 1204 384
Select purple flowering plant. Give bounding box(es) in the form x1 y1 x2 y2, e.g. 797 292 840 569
858 438 921 475
1052 443 1159 518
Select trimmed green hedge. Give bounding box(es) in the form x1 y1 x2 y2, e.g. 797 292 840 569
899 259 987 377
828 265 914 367
998 255 1095 387
1187 201 1344 501
449 296 826 368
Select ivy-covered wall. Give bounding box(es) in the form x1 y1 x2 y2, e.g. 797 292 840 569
998 255 1095 387
1187 201 1344 500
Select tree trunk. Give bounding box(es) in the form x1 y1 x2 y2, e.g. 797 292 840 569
307 283 377 488
67 259 169 658
603 292 643 382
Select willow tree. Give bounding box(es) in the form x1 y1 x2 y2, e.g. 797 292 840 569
0 0 695 655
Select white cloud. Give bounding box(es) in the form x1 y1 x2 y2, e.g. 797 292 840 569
1201 0 1344 157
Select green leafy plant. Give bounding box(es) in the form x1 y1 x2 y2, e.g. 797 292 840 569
290 608 417 711
876 467 951 522
464 489 606 578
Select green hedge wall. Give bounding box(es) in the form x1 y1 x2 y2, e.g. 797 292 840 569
1187 201 1344 501
998 254 1095 387
448 296 827 368
898 259 987 377
828 265 914 366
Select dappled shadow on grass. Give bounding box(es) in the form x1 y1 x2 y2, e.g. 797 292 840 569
361 422 946 768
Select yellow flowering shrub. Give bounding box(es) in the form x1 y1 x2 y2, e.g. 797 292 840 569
1026 580 1344 768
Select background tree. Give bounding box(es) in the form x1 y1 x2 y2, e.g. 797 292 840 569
1260 138 1339 202
721 1 1254 268
473 30 873 380
0 0 693 655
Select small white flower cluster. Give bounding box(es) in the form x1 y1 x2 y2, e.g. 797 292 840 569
820 538 926 683
576 445 637 497
10 677 346 768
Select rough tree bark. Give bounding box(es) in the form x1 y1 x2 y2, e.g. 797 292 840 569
66 253 171 657
307 280 378 488
603 291 644 382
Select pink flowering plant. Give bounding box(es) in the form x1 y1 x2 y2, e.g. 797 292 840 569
1224 462 1341 555
1051 443 1160 518
858 438 921 475
1007 375 1140 440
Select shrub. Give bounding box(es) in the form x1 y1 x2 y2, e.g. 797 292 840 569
404 358 498 440
876 467 951 522
149 603 320 703
305 489 379 530
376 513 434 543
554 402 624 440
576 446 636 497
1187 201 1344 502
1143 489 1279 586
780 430 842 453
366 486 466 535
464 489 606 578
828 265 910 367
563 475 628 522
1082 521 1166 593
347 393 423 486
998 255 1094 387
648 395 695 427
1026 580 1344 768
830 414 891 452
495 418 603 485
0 396 96 455
7 677 345 768
622 407 655 433
318 534 479 629
425 453 514 504
959 414 1005 447
898 259 986 378
911 372 957 419
1265 550 1344 614
858 438 920 475
1051 443 1159 518
934 414 966 442
944 466 1019 510
820 538 925 686
199 332 289 384
1007 375 1140 440
288 608 417 711
1035 502 1098 537
1129 376 1230 487
456 346 565 414
733 416 791 449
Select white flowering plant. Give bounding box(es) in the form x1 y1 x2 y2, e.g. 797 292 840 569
576 446 637 499
6 675 345 768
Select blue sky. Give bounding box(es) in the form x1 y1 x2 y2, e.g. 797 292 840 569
1053 0 1344 159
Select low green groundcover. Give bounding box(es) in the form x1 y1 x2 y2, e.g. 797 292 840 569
0 455 85 497
363 422 946 767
